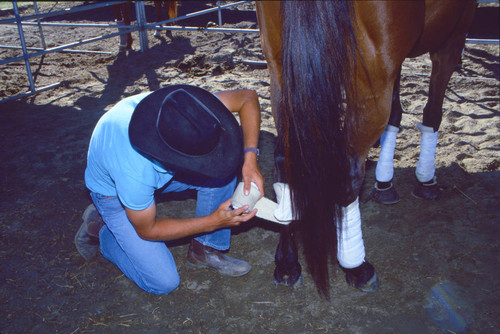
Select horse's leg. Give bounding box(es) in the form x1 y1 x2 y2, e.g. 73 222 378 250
338 157 380 292
112 5 128 49
255 2 302 287
273 135 303 287
337 200 380 292
165 1 177 39
370 68 404 204
153 1 163 38
121 3 133 49
412 31 468 200
274 224 302 287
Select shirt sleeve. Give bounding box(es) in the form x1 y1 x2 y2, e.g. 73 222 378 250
114 169 156 211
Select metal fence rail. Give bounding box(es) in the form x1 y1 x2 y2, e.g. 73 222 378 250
467 0 499 44
0 1 256 103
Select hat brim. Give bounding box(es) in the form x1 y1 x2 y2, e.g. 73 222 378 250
129 85 243 179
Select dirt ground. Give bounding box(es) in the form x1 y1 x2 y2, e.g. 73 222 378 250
0 2 499 333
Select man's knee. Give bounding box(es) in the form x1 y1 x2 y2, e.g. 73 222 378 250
142 272 180 295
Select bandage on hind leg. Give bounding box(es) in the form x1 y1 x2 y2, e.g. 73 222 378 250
415 122 438 183
273 182 295 222
337 197 365 269
375 125 399 183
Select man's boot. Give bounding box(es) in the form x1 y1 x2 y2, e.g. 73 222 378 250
75 204 104 261
187 239 251 277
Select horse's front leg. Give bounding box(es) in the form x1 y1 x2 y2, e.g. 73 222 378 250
370 68 403 205
412 31 468 200
272 137 302 287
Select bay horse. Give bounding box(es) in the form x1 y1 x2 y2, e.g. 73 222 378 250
153 0 178 39
255 0 476 298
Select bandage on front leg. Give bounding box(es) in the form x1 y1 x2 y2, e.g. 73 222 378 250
415 122 438 183
337 197 365 269
375 125 399 182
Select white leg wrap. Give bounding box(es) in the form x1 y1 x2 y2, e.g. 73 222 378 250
337 197 365 269
272 184 366 267
273 182 295 222
415 122 438 183
375 125 399 182
115 20 127 47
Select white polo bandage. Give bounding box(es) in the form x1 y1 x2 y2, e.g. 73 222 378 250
272 183 366 267
230 182 291 225
337 197 365 269
273 182 295 222
375 124 399 182
229 181 366 269
231 182 261 213
415 122 438 183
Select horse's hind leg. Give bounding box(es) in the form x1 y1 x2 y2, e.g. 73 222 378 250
273 138 303 287
337 198 380 293
271 142 302 287
413 32 468 200
370 68 404 205
274 224 303 287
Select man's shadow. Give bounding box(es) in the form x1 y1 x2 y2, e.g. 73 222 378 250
74 35 196 110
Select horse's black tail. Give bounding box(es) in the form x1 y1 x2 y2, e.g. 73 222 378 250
280 1 357 298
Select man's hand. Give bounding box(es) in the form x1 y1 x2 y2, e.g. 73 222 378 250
211 199 257 228
242 157 264 198
126 199 256 241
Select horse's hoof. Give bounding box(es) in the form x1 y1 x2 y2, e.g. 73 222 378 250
366 182 400 205
342 261 380 293
273 266 303 288
354 272 380 293
412 177 440 200
273 274 304 288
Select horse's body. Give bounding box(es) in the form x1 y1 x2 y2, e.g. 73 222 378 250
256 0 476 297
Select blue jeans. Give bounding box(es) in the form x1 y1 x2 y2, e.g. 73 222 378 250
90 175 236 295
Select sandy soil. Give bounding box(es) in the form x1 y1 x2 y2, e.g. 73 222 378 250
1 2 499 333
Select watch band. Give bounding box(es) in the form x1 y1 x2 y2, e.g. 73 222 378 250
243 147 260 157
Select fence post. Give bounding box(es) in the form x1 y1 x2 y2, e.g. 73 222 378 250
33 1 47 49
135 1 148 52
12 1 36 93
217 1 222 27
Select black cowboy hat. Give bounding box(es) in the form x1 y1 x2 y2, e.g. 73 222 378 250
129 84 243 179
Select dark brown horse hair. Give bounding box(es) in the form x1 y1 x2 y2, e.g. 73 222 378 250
280 0 358 298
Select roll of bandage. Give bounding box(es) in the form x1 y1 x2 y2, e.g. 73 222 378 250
230 182 290 225
231 182 261 213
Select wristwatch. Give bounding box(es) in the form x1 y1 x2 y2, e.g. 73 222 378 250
243 147 260 158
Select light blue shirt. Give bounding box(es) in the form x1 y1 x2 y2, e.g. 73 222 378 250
85 92 174 211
